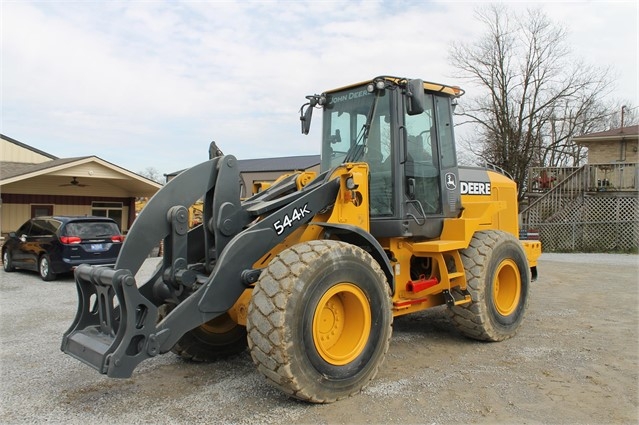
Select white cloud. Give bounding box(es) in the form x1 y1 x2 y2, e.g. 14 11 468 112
2 0 637 176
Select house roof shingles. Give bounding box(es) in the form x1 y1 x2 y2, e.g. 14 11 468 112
1 157 91 180
166 154 322 178
574 125 639 143
237 155 321 173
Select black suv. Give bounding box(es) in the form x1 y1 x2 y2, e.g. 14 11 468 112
2 216 124 281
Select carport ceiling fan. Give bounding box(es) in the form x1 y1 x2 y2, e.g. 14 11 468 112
60 177 89 187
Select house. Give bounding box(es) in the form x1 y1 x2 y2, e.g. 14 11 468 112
236 155 321 197
573 125 639 190
165 154 321 198
1 134 162 235
573 125 639 164
521 125 638 252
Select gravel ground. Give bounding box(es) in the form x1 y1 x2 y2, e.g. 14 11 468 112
1 253 638 424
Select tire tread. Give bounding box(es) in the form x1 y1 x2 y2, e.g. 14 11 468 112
247 240 392 403
449 230 530 342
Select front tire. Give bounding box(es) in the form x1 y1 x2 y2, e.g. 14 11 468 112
247 240 392 403
449 230 530 341
38 255 56 281
3 250 15 272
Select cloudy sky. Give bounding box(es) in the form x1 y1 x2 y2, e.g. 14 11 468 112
3 1 638 177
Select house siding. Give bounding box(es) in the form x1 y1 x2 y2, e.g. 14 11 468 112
1 137 54 163
1 194 134 234
2 177 138 197
587 140 639 164
240 165 321 197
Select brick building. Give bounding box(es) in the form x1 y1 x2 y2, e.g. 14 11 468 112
573 125 638 164
522 125 638 252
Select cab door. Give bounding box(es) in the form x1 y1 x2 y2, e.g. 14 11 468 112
400 92 461 238
433 95 462 216
403 94 442 216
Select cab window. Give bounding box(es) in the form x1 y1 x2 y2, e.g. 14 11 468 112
404 93 441 214
321 86 394 216
435 96 457 169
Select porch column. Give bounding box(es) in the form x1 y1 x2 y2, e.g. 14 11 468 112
127 197 136 232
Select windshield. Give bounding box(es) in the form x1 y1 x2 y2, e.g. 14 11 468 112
320 85 391 171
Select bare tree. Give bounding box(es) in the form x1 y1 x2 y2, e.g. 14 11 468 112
450 4 614 199
138 166 164 184
609 103 639 129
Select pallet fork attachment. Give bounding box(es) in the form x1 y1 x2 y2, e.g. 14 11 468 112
61 154 340 378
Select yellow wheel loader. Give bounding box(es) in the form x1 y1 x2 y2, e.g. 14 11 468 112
61 76 541 403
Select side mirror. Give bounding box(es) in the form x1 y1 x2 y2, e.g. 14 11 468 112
300 103 314 135
301 95 322 135
406 79 425 116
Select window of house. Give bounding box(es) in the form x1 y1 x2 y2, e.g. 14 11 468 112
91 202 123 229
31 204 53 217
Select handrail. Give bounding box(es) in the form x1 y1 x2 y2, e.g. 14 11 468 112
522 166 586 215
521 162 638 225
484 162 514 180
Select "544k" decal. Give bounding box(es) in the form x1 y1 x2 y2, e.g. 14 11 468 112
273 204 312 235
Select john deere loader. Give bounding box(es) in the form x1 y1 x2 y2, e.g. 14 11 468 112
61 76 541 403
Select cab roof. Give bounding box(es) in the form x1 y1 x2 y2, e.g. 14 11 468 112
324 75 464 98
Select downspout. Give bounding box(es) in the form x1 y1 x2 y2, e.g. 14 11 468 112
620 105 627 162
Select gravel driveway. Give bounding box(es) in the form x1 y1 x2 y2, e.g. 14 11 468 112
1 253 638 424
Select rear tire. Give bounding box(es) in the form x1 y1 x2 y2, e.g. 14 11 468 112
449 230 530 341
247 240 392 403
3 250 15 272
38 255 56 281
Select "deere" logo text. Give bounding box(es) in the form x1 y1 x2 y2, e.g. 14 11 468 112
460 181 491 195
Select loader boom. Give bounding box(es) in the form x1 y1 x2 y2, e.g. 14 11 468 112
62 155 346 377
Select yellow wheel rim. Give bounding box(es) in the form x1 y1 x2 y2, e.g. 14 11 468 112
312 283 372 366
493 259 522 316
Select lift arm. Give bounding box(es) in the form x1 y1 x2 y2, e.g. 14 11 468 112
61 155 340 378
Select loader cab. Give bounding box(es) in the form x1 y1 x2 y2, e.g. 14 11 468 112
315 77 463 239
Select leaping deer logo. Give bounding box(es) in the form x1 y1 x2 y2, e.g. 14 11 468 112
445 173 457 190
